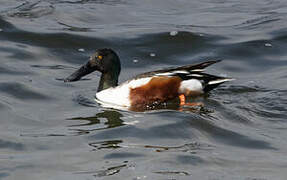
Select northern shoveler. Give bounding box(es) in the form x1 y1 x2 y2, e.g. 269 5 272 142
64 48 233 109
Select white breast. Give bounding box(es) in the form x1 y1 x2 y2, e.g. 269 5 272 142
95 77 152 107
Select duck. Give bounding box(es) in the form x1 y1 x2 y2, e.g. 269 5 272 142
64 48 233 110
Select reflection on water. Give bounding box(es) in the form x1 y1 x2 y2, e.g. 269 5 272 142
153 171 190 176
76 163 128 178
68 110 124 134
142 142 212 153
92 164 127 178
89 140 123 150
56 22 93 32
89 139 212 153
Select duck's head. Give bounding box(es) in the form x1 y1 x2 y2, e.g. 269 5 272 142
65 48 121 88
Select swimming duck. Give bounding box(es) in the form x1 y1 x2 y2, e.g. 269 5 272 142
64 48 233 109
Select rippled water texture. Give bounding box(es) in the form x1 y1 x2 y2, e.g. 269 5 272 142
0 0 287 179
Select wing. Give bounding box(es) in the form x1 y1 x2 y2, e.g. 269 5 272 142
135 60 221 79
134 60 233 92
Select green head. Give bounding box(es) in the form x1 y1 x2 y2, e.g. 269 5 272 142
65 48 121 92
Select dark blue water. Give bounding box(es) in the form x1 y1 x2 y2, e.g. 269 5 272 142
0 0 287 179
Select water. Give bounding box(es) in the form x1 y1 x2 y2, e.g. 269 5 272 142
0 0 287 179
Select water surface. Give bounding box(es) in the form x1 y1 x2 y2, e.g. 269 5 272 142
0 0 287 179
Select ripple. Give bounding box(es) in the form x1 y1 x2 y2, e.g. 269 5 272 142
20 133 67 138
72 93 98 107
76 163 128 178
0 139 25 151
0 82 52 100
236 13 282 30
127 31 219 63
249 90 287 122
0 66 32 75
0 47 36 61
89 140 212 153
0 173 9 179
31 64 76 70
0 102 8 110
176 155 205 165
0 18 110 52
153 170 190 176
93 164 127 177
1 1 54 18
89 140 123 150
55 22 94 32
0 17 15 32
56 0 128 5
215 85 266 94
104 152 145 159
189 117 275 149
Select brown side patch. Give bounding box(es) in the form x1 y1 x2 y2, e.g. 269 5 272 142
129 76 182 108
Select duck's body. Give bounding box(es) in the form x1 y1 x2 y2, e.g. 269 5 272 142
65 48 233 109
96 76 203 107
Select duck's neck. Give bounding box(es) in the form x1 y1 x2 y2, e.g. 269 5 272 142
97 72 119 92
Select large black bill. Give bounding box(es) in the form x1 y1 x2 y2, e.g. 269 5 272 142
64 61 96 82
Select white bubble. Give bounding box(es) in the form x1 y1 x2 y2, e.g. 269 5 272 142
133 59 138 63
170 31 178 36
0 28 3 32
264 43 272 47
150 53 156 57
78 48 85 52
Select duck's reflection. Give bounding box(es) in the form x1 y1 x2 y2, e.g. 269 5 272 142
68 110 124 134
129 97 211 114
68 97 212 135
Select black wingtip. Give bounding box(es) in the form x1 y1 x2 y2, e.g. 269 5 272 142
197 60 222 69
178 60 222 72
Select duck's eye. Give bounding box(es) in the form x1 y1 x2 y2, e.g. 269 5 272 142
98 55 103 60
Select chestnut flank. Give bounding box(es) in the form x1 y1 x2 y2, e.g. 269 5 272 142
129 76 182 107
